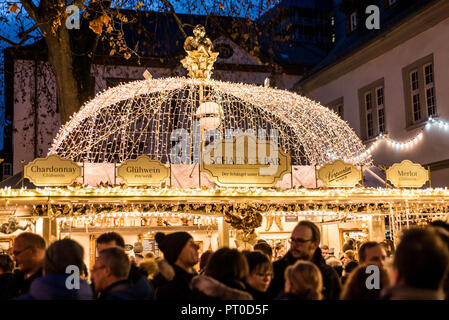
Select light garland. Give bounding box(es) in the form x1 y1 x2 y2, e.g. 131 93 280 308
364 117 449 155
47 76 369 167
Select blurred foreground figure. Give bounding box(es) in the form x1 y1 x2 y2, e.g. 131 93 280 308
381 227 449 300
340 265 390 300
12 232 45 296
276 260 323 300
0 254 20 299
19 239 92 300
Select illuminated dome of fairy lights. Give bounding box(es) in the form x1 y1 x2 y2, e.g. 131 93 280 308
48 77 369 166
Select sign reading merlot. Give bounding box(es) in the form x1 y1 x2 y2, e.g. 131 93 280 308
386 160 429 188
24 155 82 186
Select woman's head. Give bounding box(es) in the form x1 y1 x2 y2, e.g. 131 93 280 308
284 260 323 300
244 251 273 293
343 249 357 264
204 247 249 283
0 254 14 274
340 265 390 300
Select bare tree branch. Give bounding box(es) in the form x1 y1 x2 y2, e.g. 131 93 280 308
20 0 41 23
18 24 39 39
160 0 187 38
0 34 20 47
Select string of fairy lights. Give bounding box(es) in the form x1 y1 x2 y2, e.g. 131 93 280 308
363 116 449 155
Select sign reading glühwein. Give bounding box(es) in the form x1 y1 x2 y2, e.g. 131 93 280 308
317 160 362 187
386 160 429 188
24 155 82 186
201 133 291 187
117 155 170 186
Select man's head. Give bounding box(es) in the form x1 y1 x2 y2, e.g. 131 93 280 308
96 232 125 253
155 232 199 271
320 245 329 258
12 232 46 274
393 227 449 290
358 241 387 268
44 239 84 275
289 221 320 260
253 242 273 261
91 247 130 293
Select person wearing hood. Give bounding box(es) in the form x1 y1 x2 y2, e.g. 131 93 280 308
17 239 93 300
190 247 253 300
154 231 199 300
269 221 341 300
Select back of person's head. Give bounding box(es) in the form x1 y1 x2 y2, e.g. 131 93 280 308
243 251 272 274
344 250 357 261
44 239 84 275
284 260 323 300
340 265 390 300
99 247 130 280
15 232 46 250
139 258 159 280
344 260 359 274
0 254 14 273
204 247 249 283
253 242 273 260
394 227 449 290
96 232 125 248
429 220 449 233
358 241 380 263
199 250 213 271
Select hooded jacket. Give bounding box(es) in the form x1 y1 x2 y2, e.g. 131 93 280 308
155 265 197 300
269 248 341 300
190 275 253 300
16 274 93 300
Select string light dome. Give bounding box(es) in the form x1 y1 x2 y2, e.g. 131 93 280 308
48 77 370 166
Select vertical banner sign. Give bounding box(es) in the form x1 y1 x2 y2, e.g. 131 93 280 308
24 155 82 186
317 160 362 187
386 160 429 188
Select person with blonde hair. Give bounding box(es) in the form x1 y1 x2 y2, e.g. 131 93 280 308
276 260 323 300
139 258 159 280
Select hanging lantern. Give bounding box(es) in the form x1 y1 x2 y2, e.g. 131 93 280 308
195 101 223 130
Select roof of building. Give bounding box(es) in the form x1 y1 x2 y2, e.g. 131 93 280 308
298 0 440 86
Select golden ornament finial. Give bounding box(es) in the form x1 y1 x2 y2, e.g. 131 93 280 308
181 25 219 79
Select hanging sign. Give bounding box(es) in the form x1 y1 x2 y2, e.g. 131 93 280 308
386 160 429 188
24 155 82 186
201 133 291 187
317 160 362 187
117 155 170 186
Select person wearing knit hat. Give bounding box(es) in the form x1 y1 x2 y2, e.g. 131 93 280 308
154 232 199 300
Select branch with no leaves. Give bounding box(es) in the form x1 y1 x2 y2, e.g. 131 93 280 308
160 0 187 38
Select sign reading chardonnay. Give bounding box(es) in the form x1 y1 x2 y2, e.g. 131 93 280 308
117 155 169 186
201 133 291 187
24 155 82 186
317 160 362 187
386 160 429 188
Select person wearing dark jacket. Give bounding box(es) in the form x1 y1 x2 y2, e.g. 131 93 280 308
12 232 46 296
95 232 153 300
0 254 20 300
92 246 150 300
243 251 273 300
269 221 341 300
154 231 199 300
17 238 93 300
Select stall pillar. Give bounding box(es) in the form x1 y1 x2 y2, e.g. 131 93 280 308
368 216 385 242
42 218 57 245
218 220 230 248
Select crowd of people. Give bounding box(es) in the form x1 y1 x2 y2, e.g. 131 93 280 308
0 219 449 300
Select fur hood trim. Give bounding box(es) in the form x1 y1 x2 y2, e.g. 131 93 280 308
190 275 253 300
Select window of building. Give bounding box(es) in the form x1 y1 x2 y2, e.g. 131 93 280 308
402 54 437 127
389 0 397 5
358 78 386 141
3 163 12 177
350 12 358 31
326 97 344 120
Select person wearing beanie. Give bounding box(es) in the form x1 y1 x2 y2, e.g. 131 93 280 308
154 232 199 300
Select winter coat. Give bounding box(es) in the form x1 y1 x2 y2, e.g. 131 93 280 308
244 283 270 301
190 275 253 300
381 284 446 300
275 292 313 300
17 267 43 295
98 279 151 300
16 273 93 300
0 273 21 300
128 264 154 300
269 249 341 301
150 258 175 291
155 265 197 300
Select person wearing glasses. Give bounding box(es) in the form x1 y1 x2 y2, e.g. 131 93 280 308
243 251 273 300
12 232 46 296
269 221 341 300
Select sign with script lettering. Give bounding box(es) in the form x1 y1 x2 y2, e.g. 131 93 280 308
201 134 291 187
117 155 170 186
317 160 362 187
386 160 429 188
24 155 82 186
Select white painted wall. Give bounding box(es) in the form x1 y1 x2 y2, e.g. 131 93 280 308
305 17 449 185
